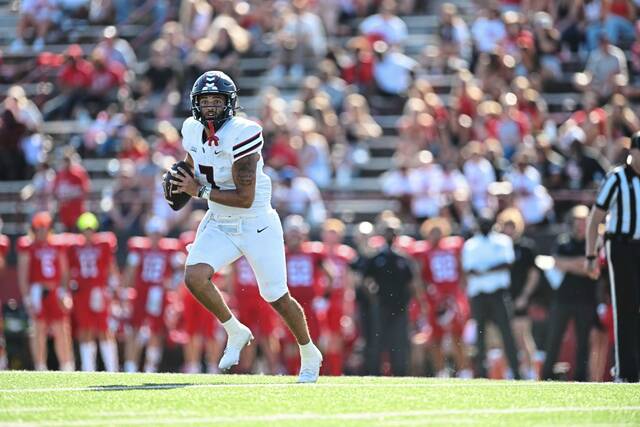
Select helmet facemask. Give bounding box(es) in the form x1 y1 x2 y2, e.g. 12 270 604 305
190 71 238 130
196 93 229 123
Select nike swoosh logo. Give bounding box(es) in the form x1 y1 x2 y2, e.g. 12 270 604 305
215 150 222 155
257 226 269 233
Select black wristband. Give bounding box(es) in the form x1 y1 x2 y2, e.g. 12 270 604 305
586 255 597 261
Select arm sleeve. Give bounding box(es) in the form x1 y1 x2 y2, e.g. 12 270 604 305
595 170 618 210
232 123 264 162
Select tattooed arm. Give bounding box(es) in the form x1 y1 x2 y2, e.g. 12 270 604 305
209 153 259 208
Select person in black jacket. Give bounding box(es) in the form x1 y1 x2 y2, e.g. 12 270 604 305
542 205 598 381
362 217 416 376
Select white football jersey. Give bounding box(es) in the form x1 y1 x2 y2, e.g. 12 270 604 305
181 116 272 216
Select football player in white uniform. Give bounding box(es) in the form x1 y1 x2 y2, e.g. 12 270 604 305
168 71 322 382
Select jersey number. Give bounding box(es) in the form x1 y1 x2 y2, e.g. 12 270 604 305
430 254 459 283
198 165 219 189
79 252 99 278
40 253 56 279
142 255 165 283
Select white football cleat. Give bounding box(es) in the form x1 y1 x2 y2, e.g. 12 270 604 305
297 345 323 383
218 325 253 371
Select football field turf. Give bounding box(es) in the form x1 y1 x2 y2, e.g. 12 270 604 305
0 372 638 426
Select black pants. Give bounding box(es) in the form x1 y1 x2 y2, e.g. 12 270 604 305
542 299 594 381
471 290 521 379
368 303 410 376
605 239 640 382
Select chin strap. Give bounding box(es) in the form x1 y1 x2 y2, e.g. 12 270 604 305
205 120 219 146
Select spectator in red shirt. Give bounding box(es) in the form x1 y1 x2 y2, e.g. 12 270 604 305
117 126 149 163
53 148 90 231
44 45 94 120
85 49 126 113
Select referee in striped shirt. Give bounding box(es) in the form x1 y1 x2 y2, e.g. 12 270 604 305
586 131 640 383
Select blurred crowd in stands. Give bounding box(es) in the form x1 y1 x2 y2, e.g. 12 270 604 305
0 0 638 380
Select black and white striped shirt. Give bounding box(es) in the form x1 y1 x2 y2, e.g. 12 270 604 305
595 164 640 239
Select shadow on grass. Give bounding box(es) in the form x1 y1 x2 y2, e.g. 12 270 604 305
88 383 196 392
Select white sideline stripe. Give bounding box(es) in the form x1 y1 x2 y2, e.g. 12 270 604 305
17 406 640 426
0 381 636 394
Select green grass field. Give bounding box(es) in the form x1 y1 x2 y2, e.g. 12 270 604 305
0 372 638 426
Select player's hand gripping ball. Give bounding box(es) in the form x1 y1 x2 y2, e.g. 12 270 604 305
163 161 194 211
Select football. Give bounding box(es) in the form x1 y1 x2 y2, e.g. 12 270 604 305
163 161 194 211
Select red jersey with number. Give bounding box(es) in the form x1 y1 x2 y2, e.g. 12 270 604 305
127 237 181 288
67 232 116 287
411 236 464 298
128 237 181 331
321 243 356 334
285 242 326 304
234 256 260 300
233 256 278 336
17 236 67 287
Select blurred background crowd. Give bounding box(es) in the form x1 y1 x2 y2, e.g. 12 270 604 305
0 0 638 380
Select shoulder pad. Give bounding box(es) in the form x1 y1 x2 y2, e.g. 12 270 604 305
17 236 33 251
159 238 181 251
302 241 324 254
128 236 151 251
410 240 429 256
395 235 416 250
337 244 357 261
51 233 82 247
443 236 464 249
231 117 263 139
231 118 264 160
181 117 202 153
96 232 117 250
181 117 201 136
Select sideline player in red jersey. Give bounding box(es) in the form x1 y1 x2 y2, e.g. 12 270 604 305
319 219 356 376
67 212 119 372
122 217 184 373
282 215 332 375
232 256 280 374
17 212 75 371
179 212 225 374
411 217 471 378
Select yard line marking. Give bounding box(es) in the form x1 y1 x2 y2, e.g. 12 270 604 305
19 406 640 426
0 381 637 394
